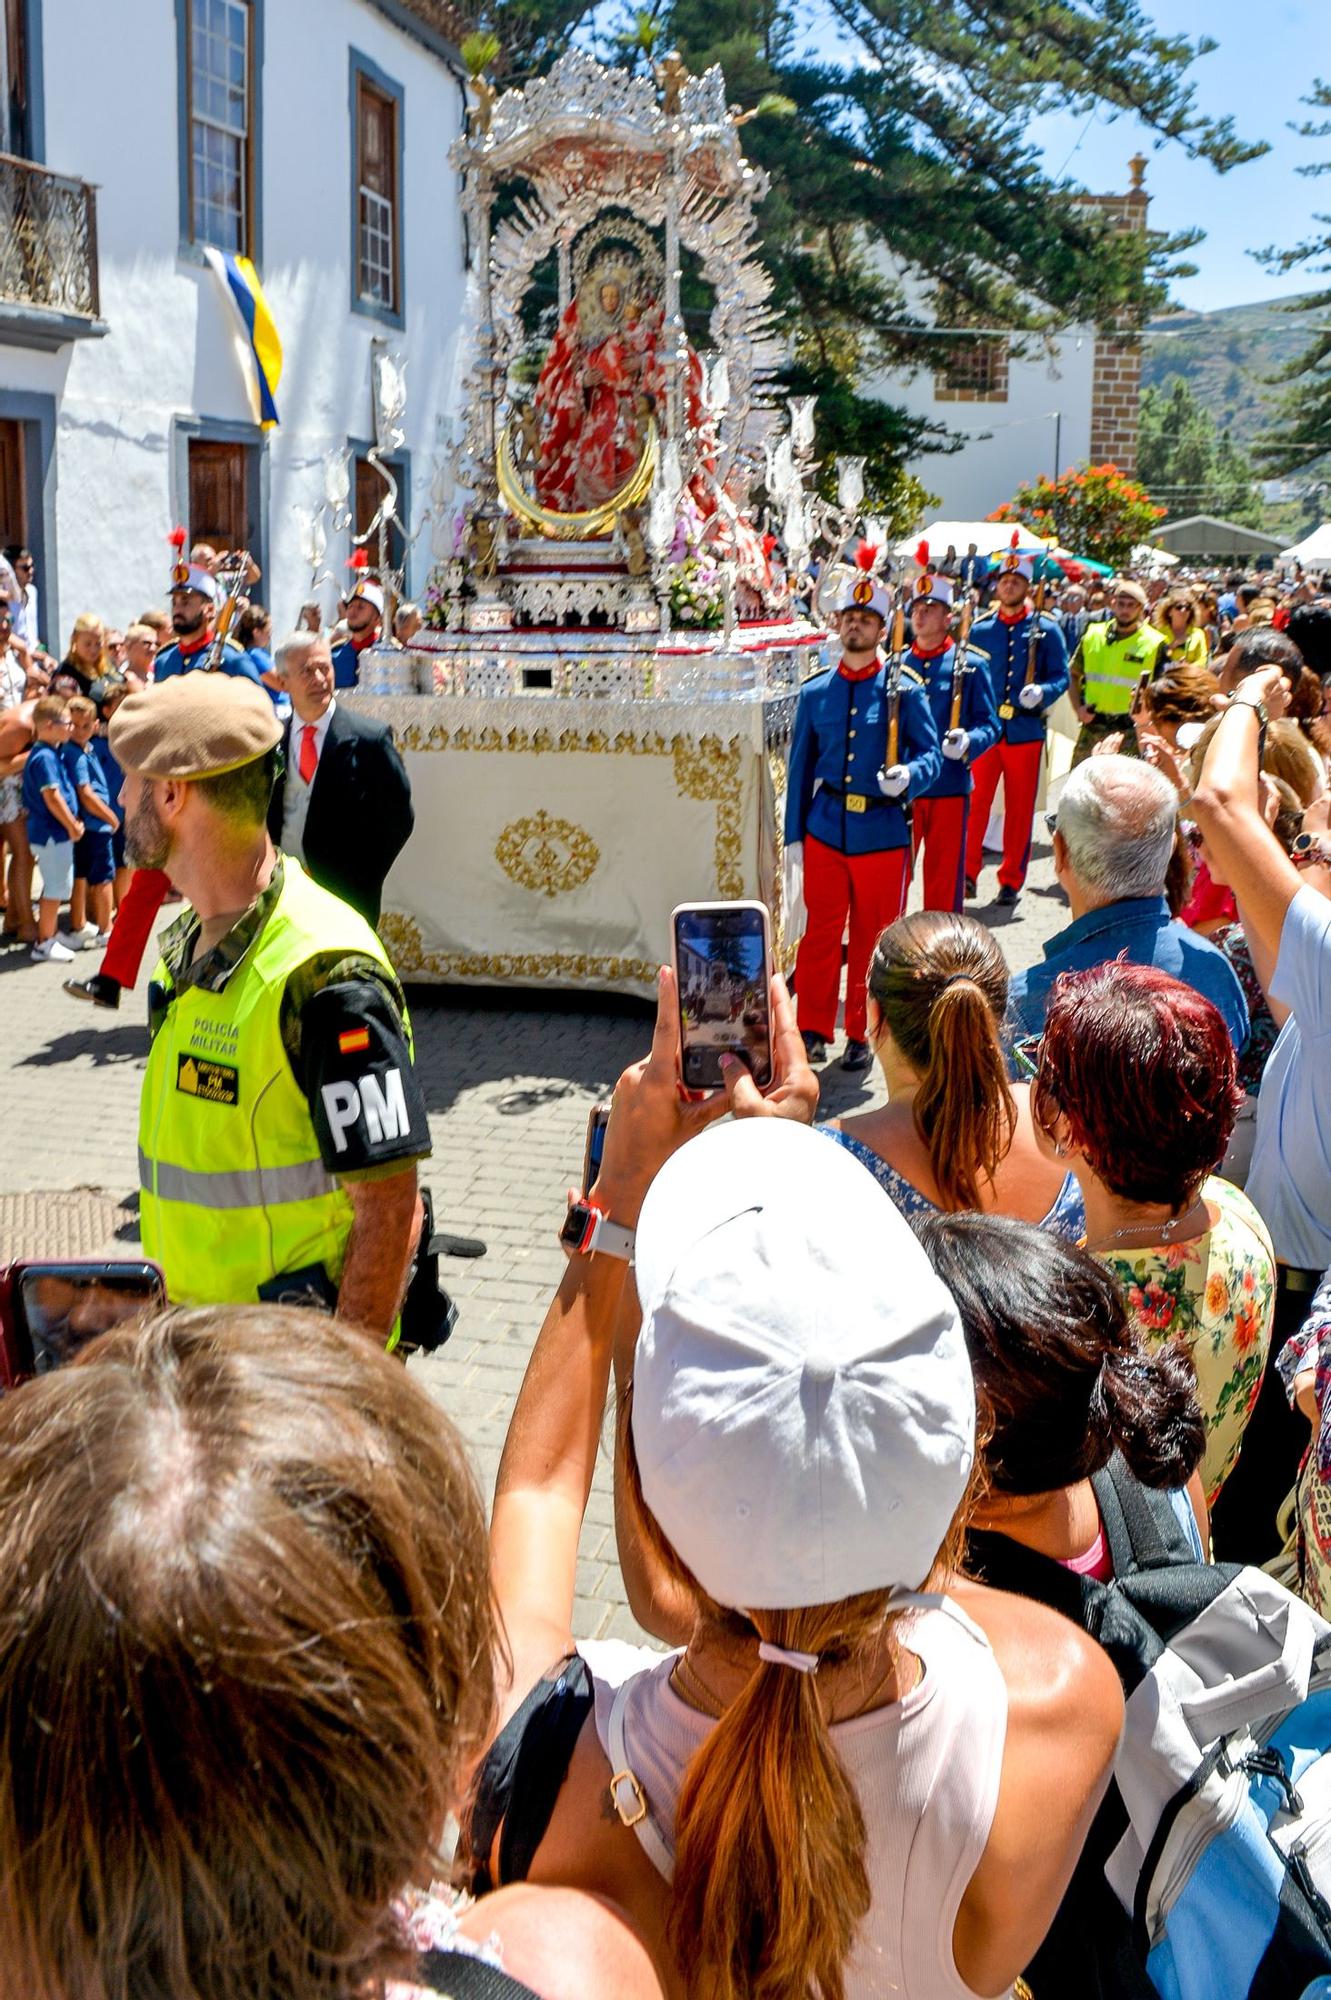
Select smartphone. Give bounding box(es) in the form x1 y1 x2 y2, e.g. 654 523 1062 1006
671 900 774 1093
1131 668 1152 716
0 1259 166 1389
581 1102 611 1196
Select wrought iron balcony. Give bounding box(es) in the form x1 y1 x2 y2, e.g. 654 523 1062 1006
0 151 101 332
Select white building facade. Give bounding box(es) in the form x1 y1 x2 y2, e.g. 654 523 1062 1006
866 168 1150 527
0 0 468 646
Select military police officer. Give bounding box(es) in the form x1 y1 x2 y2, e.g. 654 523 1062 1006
786 560 941 1071
110 673 430 1340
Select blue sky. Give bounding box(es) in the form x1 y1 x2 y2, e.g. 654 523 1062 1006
799 0 1326 314
1026 0 1326 312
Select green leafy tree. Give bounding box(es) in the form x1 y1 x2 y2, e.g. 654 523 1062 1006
1254 79 1331 477
990 464 1165 568
1138 375 1263 525
464 0 1265 500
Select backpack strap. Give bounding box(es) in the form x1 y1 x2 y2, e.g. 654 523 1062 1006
1092 1452 1192 1575
467 1654 595 1892
414 1948 544 1998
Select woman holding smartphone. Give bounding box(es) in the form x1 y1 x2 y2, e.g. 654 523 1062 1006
474 972 1123 2000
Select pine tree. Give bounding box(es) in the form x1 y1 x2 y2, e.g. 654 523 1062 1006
1254 80 1331 479
1138 375 1263 526
470 0 1266 503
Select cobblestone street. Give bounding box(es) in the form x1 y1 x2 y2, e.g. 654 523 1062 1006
0 839 1070 1642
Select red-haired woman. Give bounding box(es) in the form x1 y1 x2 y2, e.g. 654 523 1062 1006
1031 960 1276 1511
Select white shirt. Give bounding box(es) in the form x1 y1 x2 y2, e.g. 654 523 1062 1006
0 646 25 710
280 699 336 864
1246 884 1331 1270
11 582 39 651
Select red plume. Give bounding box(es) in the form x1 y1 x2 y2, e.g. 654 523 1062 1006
761 533 778 557
167 525 187 550
854 540 880 572
1009 528 1020 550
347 546 369 571
915 540 930 569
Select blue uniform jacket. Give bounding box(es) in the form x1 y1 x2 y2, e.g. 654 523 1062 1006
915 644 1001 801
785 661 941 856
970 610 1069 745
332 638 376 690
154 637 264 689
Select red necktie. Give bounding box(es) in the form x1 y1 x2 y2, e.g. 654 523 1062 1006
298 724 318 785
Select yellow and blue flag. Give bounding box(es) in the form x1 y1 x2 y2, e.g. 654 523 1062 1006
202 247 283 430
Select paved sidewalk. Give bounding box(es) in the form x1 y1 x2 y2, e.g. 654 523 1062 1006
0 838 1068 1642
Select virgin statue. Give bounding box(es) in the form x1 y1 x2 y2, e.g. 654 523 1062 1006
532 227 712 514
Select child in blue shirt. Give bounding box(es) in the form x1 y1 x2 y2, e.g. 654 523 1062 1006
63 694 120 943
21 695 83 962
89 673 130 906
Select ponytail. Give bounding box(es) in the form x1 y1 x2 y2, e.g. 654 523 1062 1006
913 980 1016 1212
915 1210 1205 1496
671 1600 875 2000
867 912 1017 1215
1098 1345 1204 1492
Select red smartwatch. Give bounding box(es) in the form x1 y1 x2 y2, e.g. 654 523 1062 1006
559 1200 636 1260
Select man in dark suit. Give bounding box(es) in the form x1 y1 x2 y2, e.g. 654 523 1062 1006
267 632 413 925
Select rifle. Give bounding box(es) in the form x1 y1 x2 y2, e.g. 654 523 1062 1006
949 600 974 733
1022 580 1045 688
203 551 252 673
886 602 906 767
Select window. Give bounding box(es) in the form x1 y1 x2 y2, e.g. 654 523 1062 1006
933 337 1010 404
2 0 31 159
354 450 407 577
187 0 252 253
356 73 400 313
188 437 249 554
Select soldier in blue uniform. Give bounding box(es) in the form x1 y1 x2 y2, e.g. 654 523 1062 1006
332 578 384 690
786 560 941 1071
907 567 1000 912
153 567 266 691
964 536 1069 908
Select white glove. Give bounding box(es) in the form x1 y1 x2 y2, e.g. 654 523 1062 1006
877 763 910 799
942 728 970 762
782 840 807 948
1018 683 1044 712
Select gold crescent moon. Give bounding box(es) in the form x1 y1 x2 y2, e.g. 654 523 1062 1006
496 417 659 540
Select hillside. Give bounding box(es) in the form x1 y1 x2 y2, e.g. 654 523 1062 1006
1142 295 1321 446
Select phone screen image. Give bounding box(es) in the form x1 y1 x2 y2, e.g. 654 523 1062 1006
674 904 773 1092
15 1264 165 1378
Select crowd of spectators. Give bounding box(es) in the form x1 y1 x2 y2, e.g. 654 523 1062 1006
2 549 1331 1998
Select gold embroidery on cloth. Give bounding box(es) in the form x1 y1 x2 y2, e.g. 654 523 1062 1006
389 722 746 904
377 910 657 987
495 811 601 899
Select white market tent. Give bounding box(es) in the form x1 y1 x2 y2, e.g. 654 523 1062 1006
1279 523 1331 566
892 520 1050 561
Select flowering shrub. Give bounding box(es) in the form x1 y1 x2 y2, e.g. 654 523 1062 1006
989 463 1165 569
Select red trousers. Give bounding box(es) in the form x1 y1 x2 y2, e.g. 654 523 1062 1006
795 836 910 1043
912 795 969 913
964 738 1044 892
103 867 171 988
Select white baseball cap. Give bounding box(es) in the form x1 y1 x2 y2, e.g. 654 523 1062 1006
631 1119 975 1611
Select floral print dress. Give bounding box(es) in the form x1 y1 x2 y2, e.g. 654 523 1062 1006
1100 1175 1276 1503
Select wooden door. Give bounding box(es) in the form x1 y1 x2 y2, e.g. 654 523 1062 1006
354 453 405 575
188 439 248 555
0 420 27 553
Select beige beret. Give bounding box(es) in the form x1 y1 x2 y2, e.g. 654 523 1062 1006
1110 577 1149 608
109 672 282 781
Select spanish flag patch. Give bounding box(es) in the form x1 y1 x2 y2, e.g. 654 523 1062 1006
338 1027 371 1054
